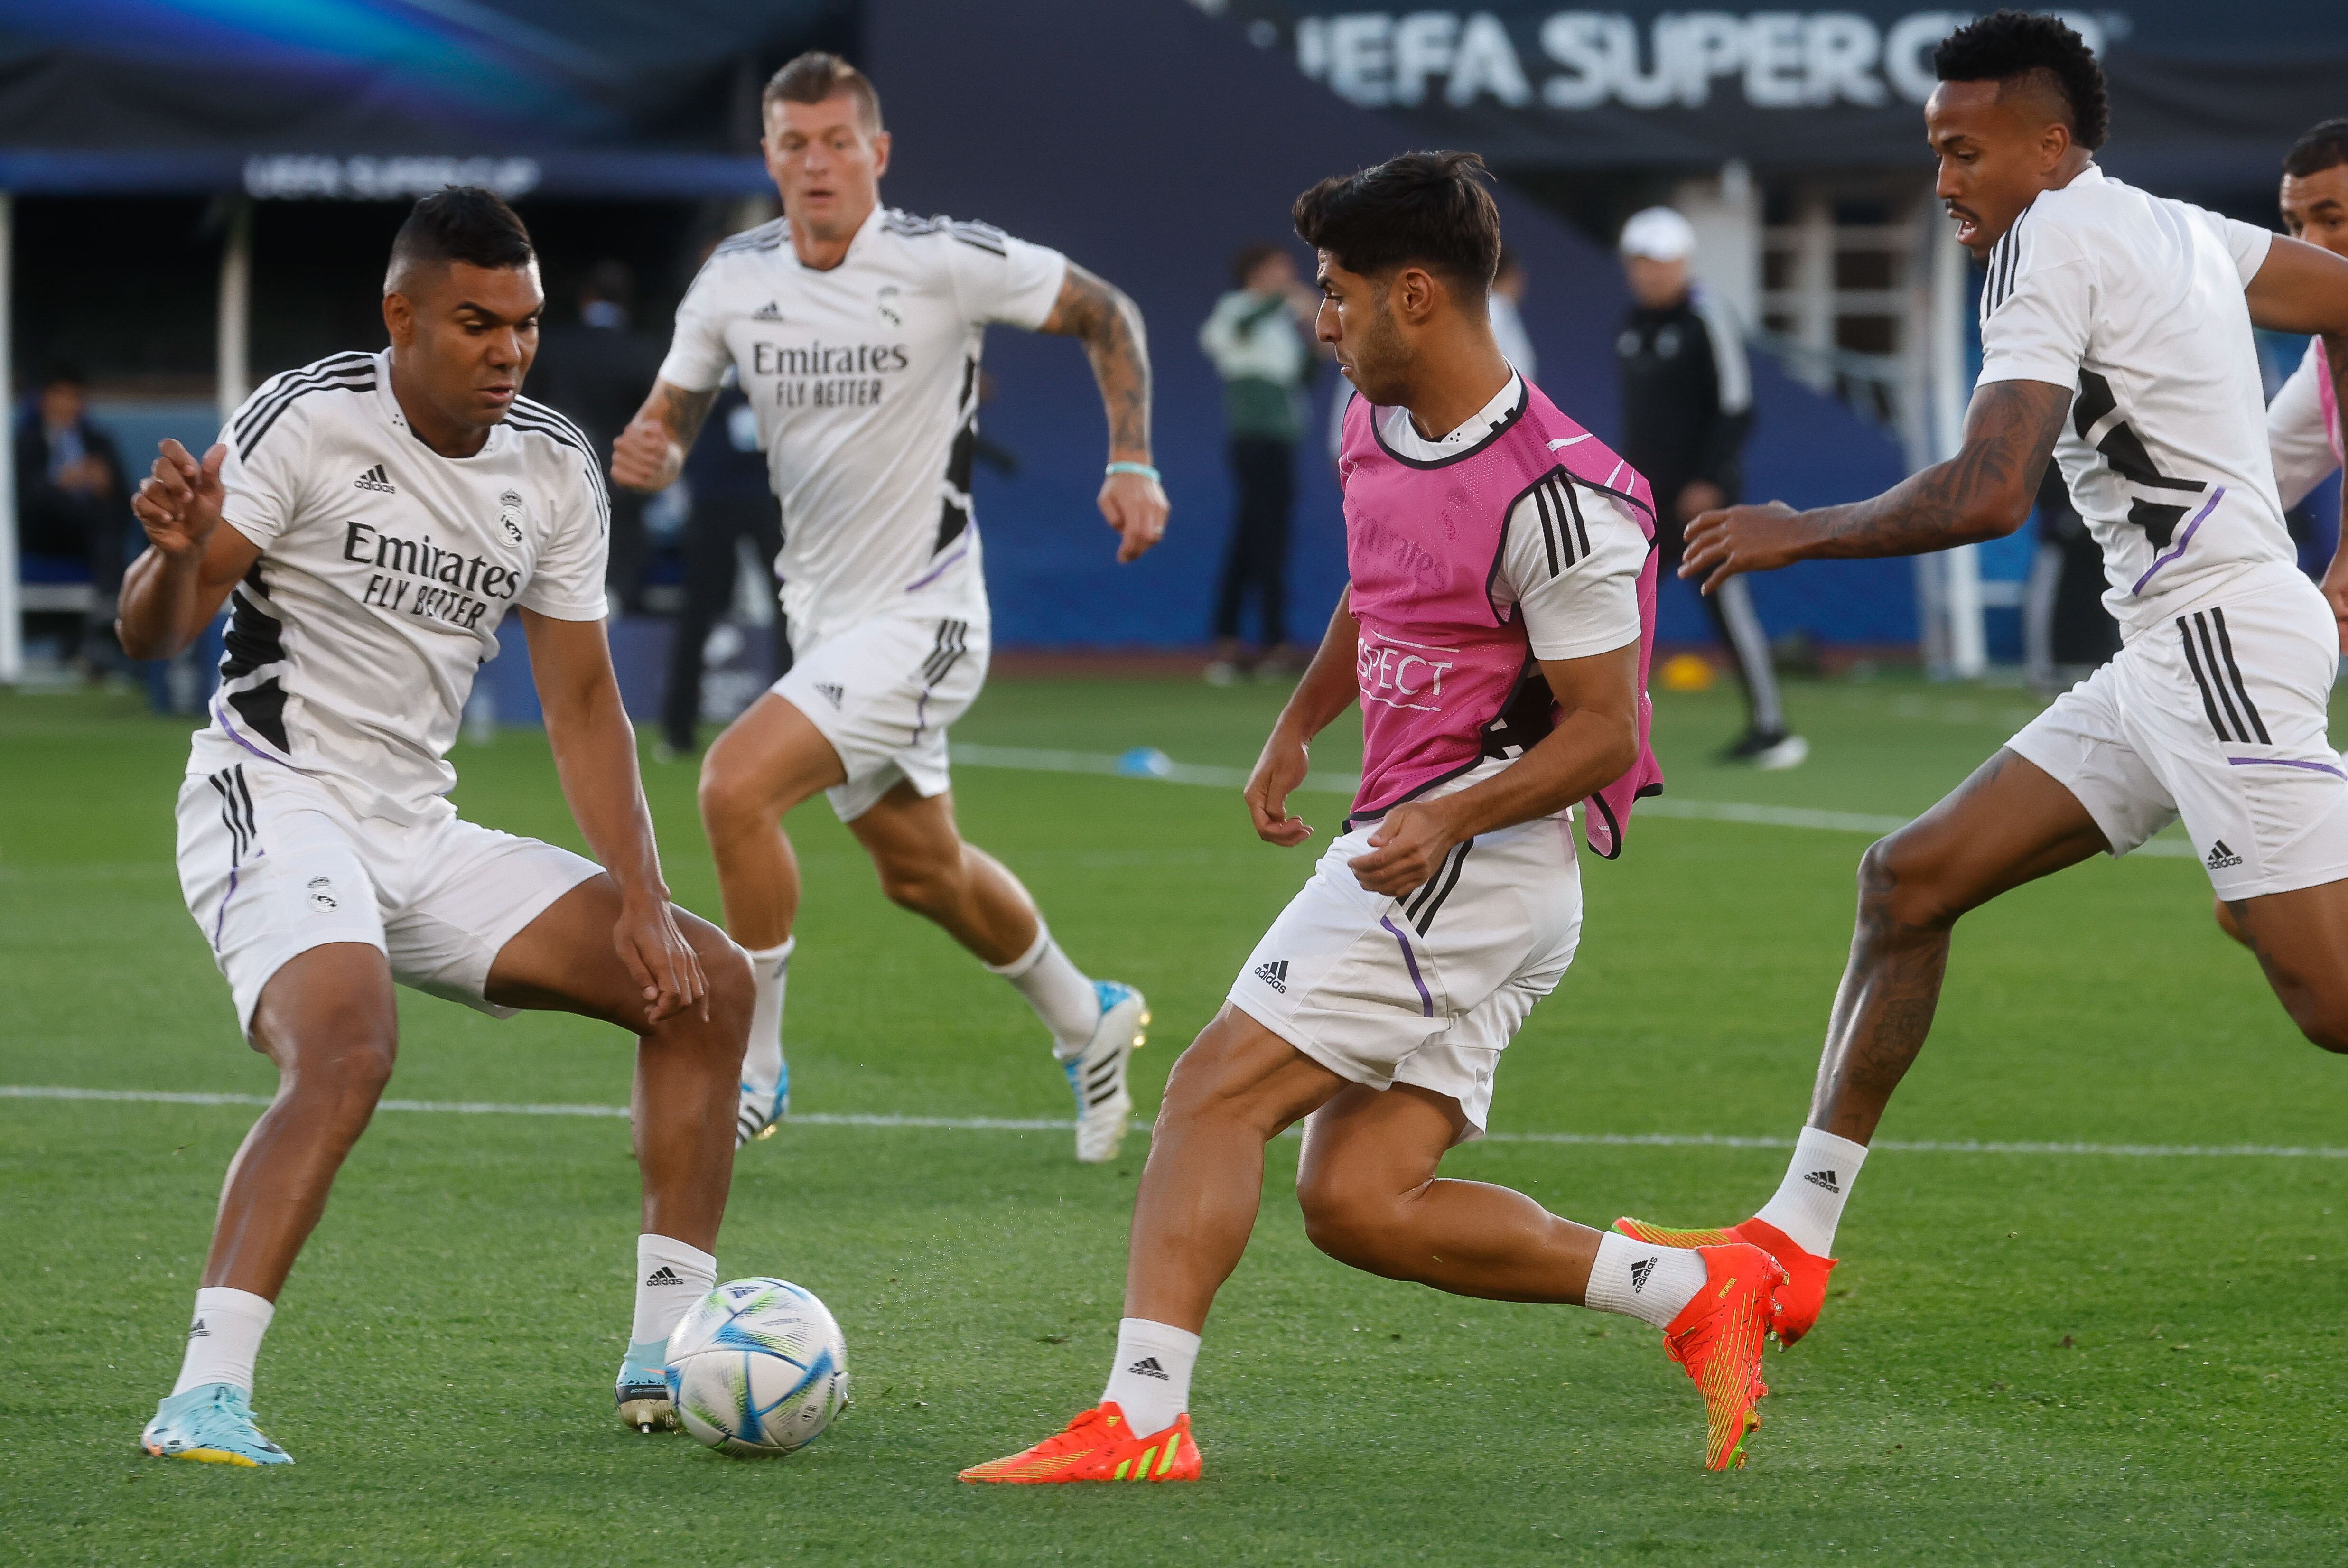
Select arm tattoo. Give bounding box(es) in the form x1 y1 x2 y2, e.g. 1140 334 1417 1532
656 382 719 451
1041 263 1153 459
1801 379 2070 559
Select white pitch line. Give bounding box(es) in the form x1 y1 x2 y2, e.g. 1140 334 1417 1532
5 1085 2337 1159
948 743 2201 858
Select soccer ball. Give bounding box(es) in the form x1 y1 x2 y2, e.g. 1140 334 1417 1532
664 1277 849 1457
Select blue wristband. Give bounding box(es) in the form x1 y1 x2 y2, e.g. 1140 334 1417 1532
1105 461 1161 484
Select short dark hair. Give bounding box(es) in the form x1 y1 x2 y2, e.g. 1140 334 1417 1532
1933 9 2109 152
1230 241 1284 289
37 362 87 391
1291 151 1501 297
579 259 635 309
2284 117 2348 179
386 187 534 286
764 50 882 131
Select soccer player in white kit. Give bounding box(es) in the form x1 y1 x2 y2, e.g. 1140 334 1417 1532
2267 120 2348 544
611 54 1169 1160
121 191 753 1465
1614 13 2348 1348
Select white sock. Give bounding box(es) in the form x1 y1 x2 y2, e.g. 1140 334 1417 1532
1584 1232 1707 1330
986 924 1100 1059
1754 1126 1870 1257
172 1286 275 1396
1101 1317 1199 1435
742 937 792 1092
630 1235 717 1348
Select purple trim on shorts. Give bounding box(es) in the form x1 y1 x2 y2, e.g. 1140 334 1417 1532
1379 914 1434 1017
903 544 969 593
2130 486 2224 596
2227 755 2347 778
212 866 240 948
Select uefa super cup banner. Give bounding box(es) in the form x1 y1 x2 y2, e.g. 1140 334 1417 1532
1202 1 2348 176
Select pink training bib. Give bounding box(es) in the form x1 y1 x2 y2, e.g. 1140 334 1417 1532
1338 380 1662 859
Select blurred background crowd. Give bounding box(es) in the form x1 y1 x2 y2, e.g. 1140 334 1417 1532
2 0 2340 758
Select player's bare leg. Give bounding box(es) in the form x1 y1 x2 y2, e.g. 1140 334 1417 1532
964 1006 1784 1480
485 873 751 1430
485 875 751 1251
699 694 1148 1160
2221 879 2348 1052
697 692 847 950
848 783 1043 966
199 944 401 1302
1617 747 2109 1343
1123 1008 1348 1332
1295 1078 1601 1302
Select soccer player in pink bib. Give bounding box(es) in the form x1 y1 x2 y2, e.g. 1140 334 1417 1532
962 152 1789 1484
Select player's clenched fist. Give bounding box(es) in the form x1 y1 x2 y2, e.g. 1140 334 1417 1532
131 439 229 558
610 411 682 494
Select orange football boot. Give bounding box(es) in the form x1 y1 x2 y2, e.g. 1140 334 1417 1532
1661 1242 1788 1471
959 1402 1202 1484
1614 1215 1835 1347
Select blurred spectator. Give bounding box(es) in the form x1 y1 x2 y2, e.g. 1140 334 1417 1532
659 375 786 758
1199 242 1316 684
15 363 132 673
529 260 666 613
1616 207 1806 770
1488 246 1536 382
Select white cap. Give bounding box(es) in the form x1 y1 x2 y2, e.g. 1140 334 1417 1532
1619 206 1696 262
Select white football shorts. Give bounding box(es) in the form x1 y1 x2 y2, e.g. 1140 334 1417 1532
176 757 602 1035
1228 805 1584 1138
774 609 990 822
2007 562 2348 900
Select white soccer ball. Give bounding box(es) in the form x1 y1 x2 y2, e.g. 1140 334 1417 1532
665 1277 849 1457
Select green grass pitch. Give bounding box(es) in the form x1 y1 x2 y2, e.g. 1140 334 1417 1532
3 672 2345 1564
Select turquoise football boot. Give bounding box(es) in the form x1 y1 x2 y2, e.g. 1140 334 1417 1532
141 1383 293 1466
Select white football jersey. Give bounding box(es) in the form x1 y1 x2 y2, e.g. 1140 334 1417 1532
2268 337 2342 512
657 205 1068 648
194 349 610 823
1976 165 2296 637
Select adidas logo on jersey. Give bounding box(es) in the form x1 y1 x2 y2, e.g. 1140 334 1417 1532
814 682 845 709
645 1265 689 1287
1629 1257 1655 1293
1253 959 1288 993
752 300 783 321
187 1318 210 1338
354 464 396 493
1125 1356 1171 1381
2206 840 2245 870
1803 1169 1840 1194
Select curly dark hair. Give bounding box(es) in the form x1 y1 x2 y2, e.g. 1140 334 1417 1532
2284 118 2348 179
1291 150 1501 296
1933 9 2109 152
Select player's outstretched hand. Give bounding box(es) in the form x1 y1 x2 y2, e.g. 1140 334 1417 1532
610 412 680 494
1099 468 1169 564
1348 800 1456 897
1679 500 1806 594
132 439 228 558
1245 727 1314 847
614 893 708 1026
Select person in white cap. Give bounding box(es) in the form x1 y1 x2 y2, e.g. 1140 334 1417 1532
1615 206 1805 768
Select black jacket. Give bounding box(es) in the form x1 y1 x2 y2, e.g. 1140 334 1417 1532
1615 289 1752 517
15 408 132 588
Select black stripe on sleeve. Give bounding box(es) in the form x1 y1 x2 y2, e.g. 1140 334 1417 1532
1560 477 1593 560
2209 608 2269 744
1531 481 1561 576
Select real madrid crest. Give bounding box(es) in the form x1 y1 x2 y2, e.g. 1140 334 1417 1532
498 489 525 546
